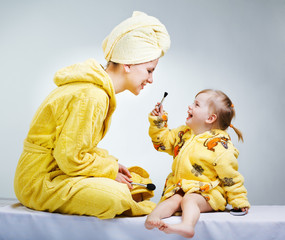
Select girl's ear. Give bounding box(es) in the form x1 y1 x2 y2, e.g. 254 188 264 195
206 114 217 124
123 64 131 73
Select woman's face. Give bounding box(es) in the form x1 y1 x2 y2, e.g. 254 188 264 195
125 58 159 95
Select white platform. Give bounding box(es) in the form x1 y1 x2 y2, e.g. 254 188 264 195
0 203 285 240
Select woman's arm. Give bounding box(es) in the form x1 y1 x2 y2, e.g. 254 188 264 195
53 97 119 179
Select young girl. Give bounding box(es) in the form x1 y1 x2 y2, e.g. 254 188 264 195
145 89 250 238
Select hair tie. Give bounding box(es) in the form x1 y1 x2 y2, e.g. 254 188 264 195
231 104 234 108
230 124 233 128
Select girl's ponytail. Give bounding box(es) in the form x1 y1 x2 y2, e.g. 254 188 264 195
230 124 244 142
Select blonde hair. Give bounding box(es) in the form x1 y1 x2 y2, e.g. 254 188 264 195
105 61 118 69
196 89 244 142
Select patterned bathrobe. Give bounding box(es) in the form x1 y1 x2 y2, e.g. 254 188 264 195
149 113 250 210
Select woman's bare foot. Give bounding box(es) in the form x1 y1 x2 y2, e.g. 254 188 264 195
145 215 166 230
163 223 195 238
132 193 143 202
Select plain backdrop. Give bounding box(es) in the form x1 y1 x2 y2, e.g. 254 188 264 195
1 0 284 205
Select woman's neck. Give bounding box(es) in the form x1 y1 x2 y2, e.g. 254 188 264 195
105 64 126 94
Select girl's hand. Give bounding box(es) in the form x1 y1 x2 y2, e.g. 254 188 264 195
241 207 249 214
234 207 249 214
151 102 164 116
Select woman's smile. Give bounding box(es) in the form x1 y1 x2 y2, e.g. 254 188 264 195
141 80 149 89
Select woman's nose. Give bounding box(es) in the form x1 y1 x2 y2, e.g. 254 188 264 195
147 75 153 84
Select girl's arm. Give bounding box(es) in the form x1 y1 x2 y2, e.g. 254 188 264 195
148 103 180 156
214 149 250 210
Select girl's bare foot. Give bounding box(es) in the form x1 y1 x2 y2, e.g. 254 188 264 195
163 223 195 238
145 215 166 230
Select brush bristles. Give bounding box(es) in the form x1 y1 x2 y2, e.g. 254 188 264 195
164 92 168 98
147 184 156 191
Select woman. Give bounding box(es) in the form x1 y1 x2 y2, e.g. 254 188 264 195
14 11 170 219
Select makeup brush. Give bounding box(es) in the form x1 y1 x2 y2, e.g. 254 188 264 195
158 92 168 109
131 182 156 191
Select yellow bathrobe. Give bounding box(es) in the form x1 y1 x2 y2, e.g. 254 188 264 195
149 113 250 211
14 59 155 219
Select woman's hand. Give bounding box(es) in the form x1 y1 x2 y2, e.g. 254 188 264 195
118 163 132 178
151 102 164 116
115 163 133 189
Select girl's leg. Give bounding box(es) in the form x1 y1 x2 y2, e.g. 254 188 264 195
163 193 213 238
145 193 183 230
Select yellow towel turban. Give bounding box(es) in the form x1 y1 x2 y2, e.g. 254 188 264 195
102 11 170 64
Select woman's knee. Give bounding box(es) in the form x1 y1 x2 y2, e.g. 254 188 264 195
86 182 131 217
58 179 132 218
94 191 130 218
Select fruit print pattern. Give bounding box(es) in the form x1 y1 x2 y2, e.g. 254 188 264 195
174 129 190 157
191 164 204 177
153 114 168 129
221 177 235 187
204 135 229 152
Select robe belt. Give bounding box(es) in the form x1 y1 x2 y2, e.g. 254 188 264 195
23 140 52 154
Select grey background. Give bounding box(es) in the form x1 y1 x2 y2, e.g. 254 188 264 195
1 0 284 205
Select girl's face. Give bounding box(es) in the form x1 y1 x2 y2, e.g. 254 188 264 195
186 93 213 134
125 58 159 95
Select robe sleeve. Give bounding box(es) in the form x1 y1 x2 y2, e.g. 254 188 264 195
148 113 179 156
214 149 250 209
53 96 118 179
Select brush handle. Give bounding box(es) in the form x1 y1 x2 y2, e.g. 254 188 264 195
158 97 166 108
131 182 156 191
131 183 146 187
158 92 168 109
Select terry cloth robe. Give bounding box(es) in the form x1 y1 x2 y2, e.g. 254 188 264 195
149 113 250 211
14 59 155 219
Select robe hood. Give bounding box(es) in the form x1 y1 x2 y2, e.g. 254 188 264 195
53 59 116 108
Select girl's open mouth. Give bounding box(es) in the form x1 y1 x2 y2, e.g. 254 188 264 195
187 112 193 120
